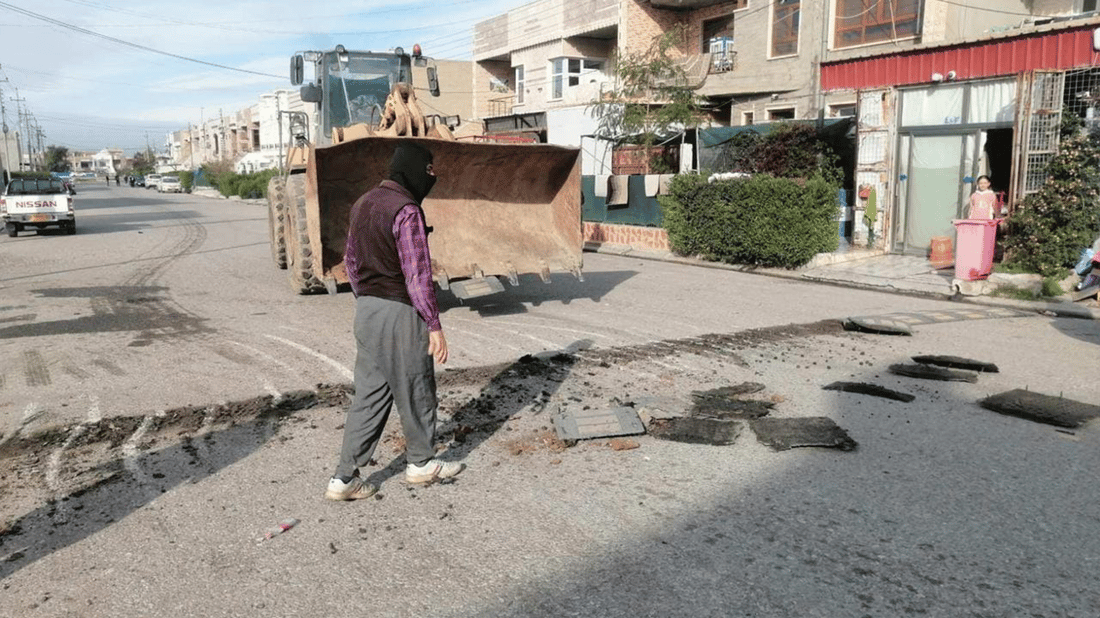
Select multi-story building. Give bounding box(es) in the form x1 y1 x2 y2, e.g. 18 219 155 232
165 58 472 175
473 0 1100 254
1 130 22 177
473 0 620 173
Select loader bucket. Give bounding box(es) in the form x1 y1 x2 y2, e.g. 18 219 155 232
304 136 583 289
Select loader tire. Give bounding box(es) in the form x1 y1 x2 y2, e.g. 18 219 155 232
284 174 326 295
267 176 288 269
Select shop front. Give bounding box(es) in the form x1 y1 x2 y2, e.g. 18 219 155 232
893 78 1016 254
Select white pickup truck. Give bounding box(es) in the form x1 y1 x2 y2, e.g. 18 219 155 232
1 177 77 237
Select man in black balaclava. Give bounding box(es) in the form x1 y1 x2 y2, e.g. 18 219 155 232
325 140 464 501
388 140 436 204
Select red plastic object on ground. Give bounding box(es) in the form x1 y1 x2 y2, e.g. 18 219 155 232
928 236 954 269
952 219 1000 280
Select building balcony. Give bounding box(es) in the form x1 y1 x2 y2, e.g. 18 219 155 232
487 96 513 118
646 0 727 8
709 51 736 74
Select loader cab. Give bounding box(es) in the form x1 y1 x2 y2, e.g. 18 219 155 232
321 50 408 134
292 46 442 147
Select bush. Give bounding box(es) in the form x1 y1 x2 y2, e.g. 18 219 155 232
716 123 844 186
200 164 278 199
1002 129 1100 277
660 173 840 268
178 170 194 192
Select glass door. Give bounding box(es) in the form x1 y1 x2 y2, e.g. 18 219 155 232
903 134 966 253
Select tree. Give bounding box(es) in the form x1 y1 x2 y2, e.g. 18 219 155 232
1003 114 1100 276
130 151 153 175
45 145 70 173
591 25 705 171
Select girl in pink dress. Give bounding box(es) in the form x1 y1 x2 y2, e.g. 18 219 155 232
968 175 997 219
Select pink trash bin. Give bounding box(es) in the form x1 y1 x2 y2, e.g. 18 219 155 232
952 219 1000 281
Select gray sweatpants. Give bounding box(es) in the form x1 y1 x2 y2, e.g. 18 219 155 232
335 295 438 477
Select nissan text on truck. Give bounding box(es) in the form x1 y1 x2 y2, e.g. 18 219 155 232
2 177 77 237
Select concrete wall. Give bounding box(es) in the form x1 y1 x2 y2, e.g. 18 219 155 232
413 59 473 121
0 131 21 176
546 105 614 174
474 0 618 60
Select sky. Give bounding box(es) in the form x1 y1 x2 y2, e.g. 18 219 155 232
0 0 528 156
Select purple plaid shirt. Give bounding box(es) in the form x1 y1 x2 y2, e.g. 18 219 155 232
393 204 441 332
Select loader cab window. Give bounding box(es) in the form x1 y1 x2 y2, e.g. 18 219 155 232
323 52 405 133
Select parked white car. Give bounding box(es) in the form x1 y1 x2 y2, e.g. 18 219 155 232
145 174 161 191
158 175 182 193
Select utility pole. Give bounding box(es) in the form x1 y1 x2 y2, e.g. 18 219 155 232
11 89 28 170
35 124 45 171
0 77 7 181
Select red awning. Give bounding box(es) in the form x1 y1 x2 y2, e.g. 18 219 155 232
822 24 1100 91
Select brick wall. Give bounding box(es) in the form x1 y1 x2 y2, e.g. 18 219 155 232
474 60 513 119
620 0 686 58
585 221 670 251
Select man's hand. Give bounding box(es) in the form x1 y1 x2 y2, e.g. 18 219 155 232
429 330 448 365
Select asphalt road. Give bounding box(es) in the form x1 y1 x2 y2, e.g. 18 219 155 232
1 181 1098 617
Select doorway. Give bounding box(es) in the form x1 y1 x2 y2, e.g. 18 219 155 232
897 133 968 254
982 128 1013 207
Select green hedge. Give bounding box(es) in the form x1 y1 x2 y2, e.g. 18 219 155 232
1002 126 1100 277
659 173 839 268
204 167 279 199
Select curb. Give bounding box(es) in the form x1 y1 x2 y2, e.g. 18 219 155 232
583 243 1100 321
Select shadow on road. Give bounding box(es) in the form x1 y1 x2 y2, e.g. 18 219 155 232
1047 314 1100 347
0 388 348 580
363 342 584 489
438 269 638 317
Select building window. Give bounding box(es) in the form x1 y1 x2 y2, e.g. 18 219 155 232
767 107 796 120
551 57 605 100
772 0 800 57
742 111 755 126
829 102 857 117
1082 0 1098 12
702 15 735 53
515 66 525 105
834 0 920 48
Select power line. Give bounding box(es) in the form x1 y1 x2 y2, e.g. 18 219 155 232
0 1 283 79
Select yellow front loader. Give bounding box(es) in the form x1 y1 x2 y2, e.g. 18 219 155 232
267 45 583 297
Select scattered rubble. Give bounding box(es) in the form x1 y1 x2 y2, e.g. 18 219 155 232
980 389 1100 429
889 363 979 383
843 317 913 336
912 355 999 373
822 382 915 403
608 438 640 451
649 417 742 446
690 383 775 419
692 399 774 419
750 417 858 452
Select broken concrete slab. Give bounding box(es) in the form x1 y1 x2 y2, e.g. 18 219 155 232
843 317 913 336
609 438 640 451
750 417 858 452
691 382 766 401
912 355 999 373
692 399 774 419
822 381 915 403
648 417 742 446
1071 284 1099 303
979 389 1100 429
889 363 979 383
552 406 646 441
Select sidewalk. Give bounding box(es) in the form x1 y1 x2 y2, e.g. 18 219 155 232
585 242 1100 321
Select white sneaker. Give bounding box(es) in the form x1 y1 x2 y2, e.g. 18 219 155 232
405 459 465 484
324 475 377 501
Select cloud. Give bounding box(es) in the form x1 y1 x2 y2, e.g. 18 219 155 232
0 0 526 153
